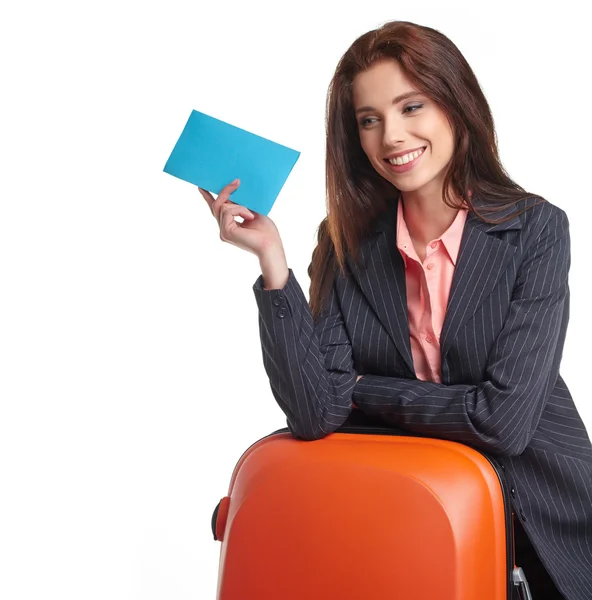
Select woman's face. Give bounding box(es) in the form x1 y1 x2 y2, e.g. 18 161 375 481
352 58 455 195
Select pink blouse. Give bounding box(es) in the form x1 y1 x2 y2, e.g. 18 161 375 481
396 200 468 383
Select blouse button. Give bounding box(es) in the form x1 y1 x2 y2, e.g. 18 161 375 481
426 263 434 270
426 335 434 343
430 242 437 249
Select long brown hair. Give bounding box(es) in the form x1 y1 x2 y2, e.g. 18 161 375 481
309 20 545 322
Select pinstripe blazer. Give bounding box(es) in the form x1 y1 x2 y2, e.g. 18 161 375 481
252 194 592 600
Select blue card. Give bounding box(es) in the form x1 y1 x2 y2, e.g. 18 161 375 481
163 109 301 216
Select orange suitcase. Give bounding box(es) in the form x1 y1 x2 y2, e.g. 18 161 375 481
211 421 531 600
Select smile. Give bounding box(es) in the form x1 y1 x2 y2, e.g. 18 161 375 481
383 146 427 174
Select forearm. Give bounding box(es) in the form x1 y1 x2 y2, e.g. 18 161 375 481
352 375 484 445
258 244 289 290
352 365 557 457
253 269 356 440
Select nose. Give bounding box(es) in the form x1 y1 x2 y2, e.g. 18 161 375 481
381 115 405 148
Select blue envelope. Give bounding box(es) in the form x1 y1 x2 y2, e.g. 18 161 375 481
163 109 301 216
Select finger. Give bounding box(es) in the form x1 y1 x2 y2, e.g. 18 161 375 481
212 184 239 219
219 203 254 241
198 187 215 212
212 179 240 220
220 202 254 225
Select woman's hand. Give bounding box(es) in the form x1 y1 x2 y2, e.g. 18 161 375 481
198 179 283 259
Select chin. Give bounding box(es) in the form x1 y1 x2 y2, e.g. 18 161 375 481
396 184 423 193
385 174 427 192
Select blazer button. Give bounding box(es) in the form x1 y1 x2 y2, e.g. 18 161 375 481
520 509 527 522
273 295 285 307
510 487 516 498
277 307 288 318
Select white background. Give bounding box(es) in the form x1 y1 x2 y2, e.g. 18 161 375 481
1 1 590 598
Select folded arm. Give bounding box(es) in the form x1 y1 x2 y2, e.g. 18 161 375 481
352 211 570 457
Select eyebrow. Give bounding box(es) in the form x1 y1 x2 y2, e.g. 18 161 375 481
354 90 424 115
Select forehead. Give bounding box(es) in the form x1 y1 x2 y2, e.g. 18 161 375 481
352 59 415 104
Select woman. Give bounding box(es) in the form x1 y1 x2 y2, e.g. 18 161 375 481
199 20 592 600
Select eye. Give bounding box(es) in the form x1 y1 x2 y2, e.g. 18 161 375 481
404 103 423 113
359 103 424 127
360 117 377 127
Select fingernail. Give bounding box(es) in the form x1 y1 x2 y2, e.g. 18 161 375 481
233 178 239 184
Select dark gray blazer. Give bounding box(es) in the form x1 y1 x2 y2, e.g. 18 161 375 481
252 195 592 600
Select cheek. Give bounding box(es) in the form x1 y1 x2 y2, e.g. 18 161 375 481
426 119 454 157
431 136 454 162
359 134 376 160
360 131 382 158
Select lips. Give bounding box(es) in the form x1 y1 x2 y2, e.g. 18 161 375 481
383 145 427 174
383 146 427 164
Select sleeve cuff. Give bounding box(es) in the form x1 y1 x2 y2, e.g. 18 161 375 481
252 268 296 293
252 267 312 326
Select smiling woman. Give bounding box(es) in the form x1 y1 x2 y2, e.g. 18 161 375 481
245 20 592 600
354 71 447 181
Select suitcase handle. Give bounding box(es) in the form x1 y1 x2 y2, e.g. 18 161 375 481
211 496 231 541
211 499 221 541
512 566 533 600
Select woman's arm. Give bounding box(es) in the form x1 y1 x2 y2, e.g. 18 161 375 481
253 264 357 441
200 179 357 439
352 210 570 457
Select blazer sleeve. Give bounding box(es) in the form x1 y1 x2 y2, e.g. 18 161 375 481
351 209 571 457
252 266 357 440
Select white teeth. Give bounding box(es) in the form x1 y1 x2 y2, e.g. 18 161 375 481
388 147 425 165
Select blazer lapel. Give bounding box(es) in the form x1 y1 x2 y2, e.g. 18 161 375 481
346 195 523 377
439 206 521 364
346 199 414 375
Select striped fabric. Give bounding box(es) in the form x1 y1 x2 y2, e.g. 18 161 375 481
252 195 592 600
